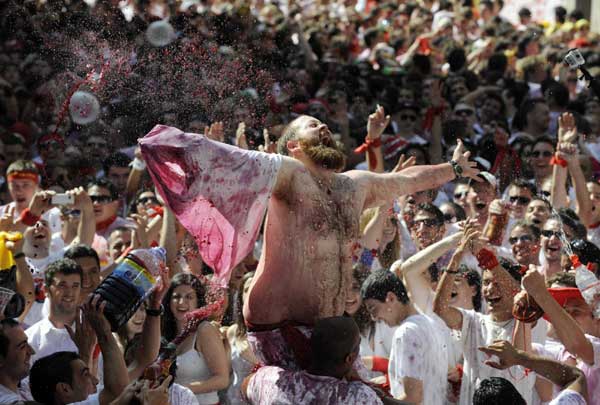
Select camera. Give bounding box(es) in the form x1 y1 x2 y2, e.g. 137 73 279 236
564 48 585 69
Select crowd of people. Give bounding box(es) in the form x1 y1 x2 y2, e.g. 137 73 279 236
1 0 600 404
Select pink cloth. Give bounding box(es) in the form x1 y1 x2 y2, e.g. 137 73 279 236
139 125 282 286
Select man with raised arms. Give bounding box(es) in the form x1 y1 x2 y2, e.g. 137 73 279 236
140 106 480 369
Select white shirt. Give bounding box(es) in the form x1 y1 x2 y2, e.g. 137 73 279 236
25 317 78 366
72 392 100 405
389 313 449 405
457 309 547 405
0 383 32 403
169 383 199 405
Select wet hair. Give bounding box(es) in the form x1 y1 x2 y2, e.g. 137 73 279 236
473 377 526 405
460 265 483 312
546 271 576 288
162 273 207 341
416 203 445 225
571 239 600 277
529 136 555 153
498 257 524 283
87 177 119 200
508 178 537 197
64 244 100 268
129 188 156 214
102 152 131 175
0 318 20 358
443 201 467 222
30 351 81 405
349 267 373 335
311 317 359 369
552 210 587 240
44 258 83 289
510 220 541 241
361 269 409 304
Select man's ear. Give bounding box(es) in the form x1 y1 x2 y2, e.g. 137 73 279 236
287 139 300 154
386 291 397 303
56 382 72 399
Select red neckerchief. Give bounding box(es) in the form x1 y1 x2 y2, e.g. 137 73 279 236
589 222 600 229
96 215 117 232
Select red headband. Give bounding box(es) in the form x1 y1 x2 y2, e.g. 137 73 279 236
7 172 40 184
542 287 585 322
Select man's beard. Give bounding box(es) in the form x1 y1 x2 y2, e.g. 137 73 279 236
299 139 346 172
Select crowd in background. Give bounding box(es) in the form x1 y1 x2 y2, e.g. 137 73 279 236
1 0 600 404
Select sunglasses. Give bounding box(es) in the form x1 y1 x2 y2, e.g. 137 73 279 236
509 196 531 205
138 196 158 205
414 218 443 227
541 230 562 238
540 191 551 197
528 151 553 158
454 191 468 199
90 195 114 204
443 213 456 223
64 209 81 218
455 109 474 117
509 234 533 245
399 114 417 122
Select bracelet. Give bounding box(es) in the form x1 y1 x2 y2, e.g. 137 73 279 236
449 160 463 178
476 248 499 270
550 155 568 167
129 158 147 171
146 305 164 317
19 208 41 227
354 138 383 170
12 252 25 259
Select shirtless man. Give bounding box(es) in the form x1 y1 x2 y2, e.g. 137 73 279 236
141 107 479 369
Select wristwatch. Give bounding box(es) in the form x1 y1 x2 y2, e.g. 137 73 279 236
450 160 463 178
146 305 164 317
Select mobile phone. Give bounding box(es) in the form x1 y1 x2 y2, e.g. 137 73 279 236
51 193 74 206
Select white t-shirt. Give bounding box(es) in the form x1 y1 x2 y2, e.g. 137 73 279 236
72 392 100 405
549 389 587 405
0 383 32 403
388 313 449 405
169 383 199 405
457 309 547 405
25 317 78 366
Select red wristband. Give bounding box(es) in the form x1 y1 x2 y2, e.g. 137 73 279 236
19 208 41 227
354 138 383 170
550 155 568 167
476 248 499 270
372 356 389 373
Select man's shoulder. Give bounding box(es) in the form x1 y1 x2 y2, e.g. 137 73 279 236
70 392 100 405
25 318 48 337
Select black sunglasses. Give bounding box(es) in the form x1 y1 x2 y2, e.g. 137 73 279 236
138 196 158 205
454 191 468 199
509 234 533 245
528 151 553 158
509 196 531 205
455 109 474 117
399 114 417 122
540 191 551 197
90 195 114 204
541 230 562 238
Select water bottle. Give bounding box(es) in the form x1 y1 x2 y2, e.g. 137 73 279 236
94 247 166 331
573 255 600 317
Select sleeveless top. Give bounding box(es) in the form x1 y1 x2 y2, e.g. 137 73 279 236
176 322 220 405
226 340 256 404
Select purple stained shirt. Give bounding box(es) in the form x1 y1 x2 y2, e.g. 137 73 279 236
247 366 383 405
139 125 282 286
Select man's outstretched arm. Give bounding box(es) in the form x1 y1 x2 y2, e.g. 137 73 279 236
349 139 479 209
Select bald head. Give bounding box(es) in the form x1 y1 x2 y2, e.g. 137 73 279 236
311 316 360 369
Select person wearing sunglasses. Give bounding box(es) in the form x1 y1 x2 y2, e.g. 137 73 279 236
411 204 447 253
383 103 428 169
507 221 540 267
506 179 536 220
452 180 471 212
87 178 135 240
466 172 498 229
527 138 555 186
540 216 568 279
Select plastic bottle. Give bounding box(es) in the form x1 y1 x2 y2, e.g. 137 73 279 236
484 211 508 246
94 247 166 331
572 255 600 317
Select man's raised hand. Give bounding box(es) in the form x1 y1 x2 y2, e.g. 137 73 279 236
478 340 522 370
451 139 480 181
392 154 417 173
367 104 390 140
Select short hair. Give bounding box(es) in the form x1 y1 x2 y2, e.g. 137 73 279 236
546 271 576 288
30 351 80 405
473 377 526 405
510 220 541 241
7 160 39 176
102 152 131 175
44 258 83 289
508 178 537 197
277 116 305 156
87 177 119 200
311 317 359 367
64 244 100 268
0 318 20 358
498 257 524 283
512 98 547 131
361 269 409 304
571 239 600 277
416 203 445 225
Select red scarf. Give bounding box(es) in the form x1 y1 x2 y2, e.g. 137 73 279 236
96 215 117 232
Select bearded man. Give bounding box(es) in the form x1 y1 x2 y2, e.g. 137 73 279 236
140 106 480 370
